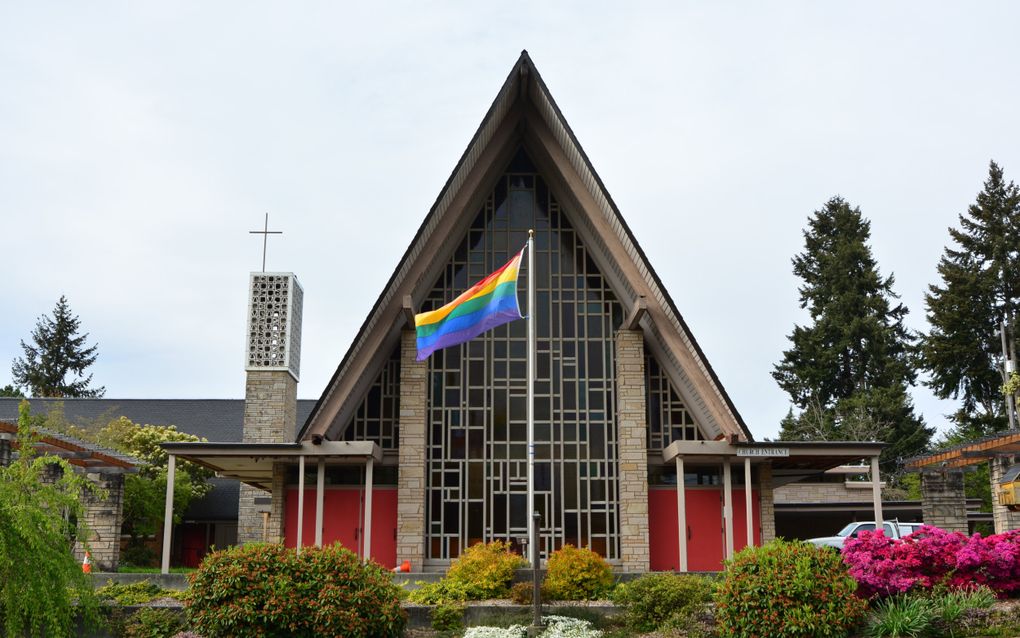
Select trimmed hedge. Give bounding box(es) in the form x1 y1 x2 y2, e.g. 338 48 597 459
186 542 405 638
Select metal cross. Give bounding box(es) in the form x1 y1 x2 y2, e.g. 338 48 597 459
249 213 283 272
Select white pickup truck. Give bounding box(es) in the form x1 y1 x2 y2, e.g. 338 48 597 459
806 521 924 550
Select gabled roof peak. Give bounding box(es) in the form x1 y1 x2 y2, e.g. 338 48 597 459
299 53 751 443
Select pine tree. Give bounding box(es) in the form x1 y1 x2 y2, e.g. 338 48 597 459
920 161 1020 434
772 197 932 469
11 296 105 398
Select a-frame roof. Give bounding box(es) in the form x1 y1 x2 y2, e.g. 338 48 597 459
299 51 753 443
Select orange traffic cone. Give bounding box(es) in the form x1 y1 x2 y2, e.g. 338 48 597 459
391 560 411 573
82 551 92 574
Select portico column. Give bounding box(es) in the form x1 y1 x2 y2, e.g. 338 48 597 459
315 457 325 547
364 457 374 562
675 456 687 572
723 459 734 559
871 455 884 525
744 458 753 548
161 454 176 574
296 455 305 553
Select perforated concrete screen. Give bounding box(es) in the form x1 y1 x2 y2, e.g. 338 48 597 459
245 272 303 379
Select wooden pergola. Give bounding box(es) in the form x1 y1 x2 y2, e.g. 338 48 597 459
905 431 1020 470
0 420 139 473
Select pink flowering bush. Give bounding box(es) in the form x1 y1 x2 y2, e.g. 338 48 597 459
843 526 1020 598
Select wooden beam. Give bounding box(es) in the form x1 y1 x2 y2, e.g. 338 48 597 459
624 297 648 330
402 295 416 328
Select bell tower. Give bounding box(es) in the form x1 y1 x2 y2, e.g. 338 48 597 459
237 271 303 544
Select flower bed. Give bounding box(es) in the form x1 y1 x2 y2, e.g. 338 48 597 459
843 526 1020 597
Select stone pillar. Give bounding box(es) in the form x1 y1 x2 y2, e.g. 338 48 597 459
0 436 11 466
237 370 298 544
268 463 287 542
615 330 649 572
397 330 427 571
921 469 968 533
991 455 1020 534
75 472 125 572
758 463 776 544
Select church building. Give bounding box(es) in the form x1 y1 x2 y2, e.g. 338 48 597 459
162 52 886 574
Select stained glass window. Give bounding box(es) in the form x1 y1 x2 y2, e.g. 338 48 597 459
424 149 624 561
645 347 704 452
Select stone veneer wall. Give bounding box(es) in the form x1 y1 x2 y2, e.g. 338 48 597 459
397 330 427 571
759 463 776 544
237 370 298 544
774 481 884 504
75 472 125 571
921 470 968 533
615 330 649 572
991 455 1020 534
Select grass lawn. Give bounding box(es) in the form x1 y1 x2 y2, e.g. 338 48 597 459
116 566 196 574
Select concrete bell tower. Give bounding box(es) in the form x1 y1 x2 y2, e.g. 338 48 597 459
237 271 303 544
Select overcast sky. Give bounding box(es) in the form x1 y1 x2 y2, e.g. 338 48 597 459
2 2 1019 441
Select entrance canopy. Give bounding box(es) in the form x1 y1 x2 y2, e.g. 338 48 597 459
161 440 381 490
662 439 886 487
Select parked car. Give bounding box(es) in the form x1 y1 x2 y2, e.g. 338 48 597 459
806 521 924 550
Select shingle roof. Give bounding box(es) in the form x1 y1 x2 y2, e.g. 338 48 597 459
0 398 317 442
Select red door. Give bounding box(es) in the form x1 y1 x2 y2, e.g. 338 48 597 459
285 488 359 551
649 488 724 571
732 489 761 550
685 489 725 572
368 488 397 569
284 487 398 568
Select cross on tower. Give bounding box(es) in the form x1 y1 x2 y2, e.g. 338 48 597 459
249 213 283 272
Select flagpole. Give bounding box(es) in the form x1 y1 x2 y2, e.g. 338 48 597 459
527 229 536 567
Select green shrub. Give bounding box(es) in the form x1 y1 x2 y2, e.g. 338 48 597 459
430 602 464 631
716 539 867 638
444 540 526 600
542 545 613 601
610 572 715 632
509 581 533 605
121 544 159 568
407 579 472 605
865 595 933 638
122 608 185 638
97 580 170 606
186 542 405 638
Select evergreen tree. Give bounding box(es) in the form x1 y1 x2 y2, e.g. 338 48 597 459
773 197 932 470
11 296 105 398
920 161 1020 435
0 384 23 398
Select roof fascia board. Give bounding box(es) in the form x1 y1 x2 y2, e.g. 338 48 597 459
521 101 738 439
301 106 525 441
298 58 527 441
524 62 751 441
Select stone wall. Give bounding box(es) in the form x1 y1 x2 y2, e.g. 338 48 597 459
615 330 649 572
75 472 125 571
237 370 298 544
774 481 883 504
396 330 427 571
759 463 776 544
991 455 1020 534
921 469 968 533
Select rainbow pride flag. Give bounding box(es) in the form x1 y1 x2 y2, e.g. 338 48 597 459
414 249 525 361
